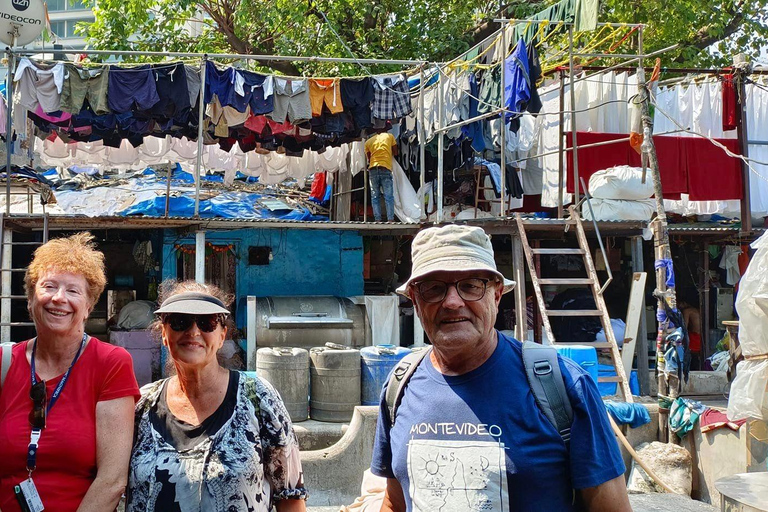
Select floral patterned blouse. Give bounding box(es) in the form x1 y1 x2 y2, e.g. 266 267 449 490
127 371 307 512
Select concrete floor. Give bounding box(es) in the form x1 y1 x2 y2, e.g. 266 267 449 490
306 493 718 511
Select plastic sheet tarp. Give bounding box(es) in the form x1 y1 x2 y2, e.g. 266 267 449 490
51 165 326 221
727 231 768 421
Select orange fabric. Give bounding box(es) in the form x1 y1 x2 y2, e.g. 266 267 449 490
309 78 343 116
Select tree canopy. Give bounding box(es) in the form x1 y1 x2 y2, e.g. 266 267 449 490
81 0 768 73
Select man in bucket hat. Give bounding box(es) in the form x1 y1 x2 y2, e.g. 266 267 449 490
371 225 630 511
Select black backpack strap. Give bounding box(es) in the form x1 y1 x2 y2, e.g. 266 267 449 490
384 348 431 427
522 341 573 445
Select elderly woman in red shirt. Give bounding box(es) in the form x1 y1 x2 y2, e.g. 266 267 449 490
0 232 140 512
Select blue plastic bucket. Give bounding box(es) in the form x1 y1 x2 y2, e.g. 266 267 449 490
360 344 411 405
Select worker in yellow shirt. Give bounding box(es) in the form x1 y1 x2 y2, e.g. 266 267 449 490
364 130 398 222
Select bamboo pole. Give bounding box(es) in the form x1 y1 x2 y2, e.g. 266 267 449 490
636 66 677 443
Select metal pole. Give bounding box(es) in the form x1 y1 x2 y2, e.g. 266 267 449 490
164 164 173 217
5 49 14 215
499 22 507 217
736 69 752 232
195 230 205 284
1 221 10 341
194 56 207 217
363 166 368 222
558 69 565 219
568 26 580 205
9 48 427 66
494 19 646 29
418 66 426 195
436 67 445 223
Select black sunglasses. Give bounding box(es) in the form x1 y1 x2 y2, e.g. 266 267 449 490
29 380 46 430
162 313 225 333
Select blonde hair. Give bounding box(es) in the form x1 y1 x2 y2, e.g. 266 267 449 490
25 232 107 310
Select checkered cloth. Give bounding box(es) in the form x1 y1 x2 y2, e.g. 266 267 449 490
372 74 413 120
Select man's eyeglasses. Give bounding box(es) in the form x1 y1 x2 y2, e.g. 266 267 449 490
29 380 47 430
414 278 495 303
162 313 225 333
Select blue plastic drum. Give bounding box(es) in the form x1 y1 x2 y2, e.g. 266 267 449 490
360 344 412 405
554 345 599 384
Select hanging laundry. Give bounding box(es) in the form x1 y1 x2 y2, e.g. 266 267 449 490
503 38 531 132
722 74 738 131
371 74 412 120
719 246 743 286
233 69 274 114
60 63 111 115
309 78 343 116
107 65 160 113
340 77 374 130
270 77 312 123
14 58 65 113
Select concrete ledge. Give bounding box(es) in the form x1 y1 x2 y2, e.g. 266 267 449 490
294 420 349 451
300 406 379 507
649 371 730 397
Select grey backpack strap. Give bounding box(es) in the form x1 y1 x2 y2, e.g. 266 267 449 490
385 348 431 427
522 341 573 445
1 342 15 388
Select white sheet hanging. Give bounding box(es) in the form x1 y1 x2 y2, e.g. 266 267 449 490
747 79 768 217
391 159 421 223
364 295 400 346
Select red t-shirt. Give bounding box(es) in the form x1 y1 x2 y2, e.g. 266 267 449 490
0 337 140 512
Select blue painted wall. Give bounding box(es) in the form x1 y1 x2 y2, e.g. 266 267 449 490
161 228 364 327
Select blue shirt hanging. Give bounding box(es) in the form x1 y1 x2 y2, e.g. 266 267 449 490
504 38 532 126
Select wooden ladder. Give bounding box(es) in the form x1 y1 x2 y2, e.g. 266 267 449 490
515 206 633 402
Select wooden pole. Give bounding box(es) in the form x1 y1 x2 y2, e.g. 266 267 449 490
735 69 752 233
636 66 677 442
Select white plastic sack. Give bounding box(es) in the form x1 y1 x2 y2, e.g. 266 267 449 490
582 198 656 221
589 165 655 200
727 230 768 421
392 160 421 223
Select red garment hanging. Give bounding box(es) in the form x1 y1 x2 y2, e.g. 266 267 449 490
685 138 742 200
565 132 686 197
722 74 738 131
565 132 740 201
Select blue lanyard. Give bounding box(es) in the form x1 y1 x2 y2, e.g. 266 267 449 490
27 333 87 472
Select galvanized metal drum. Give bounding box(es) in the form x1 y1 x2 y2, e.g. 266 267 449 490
256 347 310 422
360 344 412 406
309 344 361 422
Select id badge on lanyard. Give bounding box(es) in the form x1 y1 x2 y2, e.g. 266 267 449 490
22 334 87 511
15 479 44 512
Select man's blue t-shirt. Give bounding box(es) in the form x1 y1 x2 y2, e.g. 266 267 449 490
371 332 625 511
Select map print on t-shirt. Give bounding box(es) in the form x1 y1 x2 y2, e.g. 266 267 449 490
407 439 509 512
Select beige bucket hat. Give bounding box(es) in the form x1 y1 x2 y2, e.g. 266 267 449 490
396 225 516 298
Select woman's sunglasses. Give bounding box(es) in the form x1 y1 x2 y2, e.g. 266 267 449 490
29 380 47 430
162 313 225 333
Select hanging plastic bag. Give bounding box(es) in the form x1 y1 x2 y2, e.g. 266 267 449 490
727 231 768 421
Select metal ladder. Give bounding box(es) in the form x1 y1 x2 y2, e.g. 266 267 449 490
515 205 633 402
0 213 49 341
